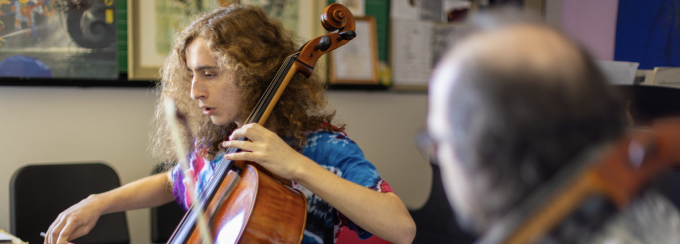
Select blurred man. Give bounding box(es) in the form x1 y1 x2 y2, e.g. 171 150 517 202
425 10 680 243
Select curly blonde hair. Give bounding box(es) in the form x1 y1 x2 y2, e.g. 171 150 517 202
150 4 344 165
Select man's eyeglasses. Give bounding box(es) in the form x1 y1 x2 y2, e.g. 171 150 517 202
415 131 438 165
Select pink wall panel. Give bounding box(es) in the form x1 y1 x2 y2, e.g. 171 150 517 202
561 0 619 60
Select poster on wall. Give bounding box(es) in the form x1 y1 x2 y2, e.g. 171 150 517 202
0 0 118 80
241 0 299 33
329 17 378 84
614 0 679 70
335 0 364 17
130 0 300 80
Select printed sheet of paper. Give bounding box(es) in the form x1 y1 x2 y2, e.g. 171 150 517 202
390 0 418 20
391 19 433 86
0 229 26 244
431 23 458 66
596 60 639 85
650 67 680 87
332 20 376 82
0 232 11 241
419 0 443 21
443 0 471 11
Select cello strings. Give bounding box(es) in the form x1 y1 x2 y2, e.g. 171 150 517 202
245 52 298 124
174 53 301 243
195 52 298 206
169 52 298 244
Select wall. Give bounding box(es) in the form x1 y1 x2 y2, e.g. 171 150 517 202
326 91 431 209
0 87 158 243
0 86 430 244
555 0 620 61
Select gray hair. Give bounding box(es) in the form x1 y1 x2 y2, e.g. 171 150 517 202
438 8 627 233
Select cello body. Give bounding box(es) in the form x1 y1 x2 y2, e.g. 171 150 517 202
183 164 307 244
477 117 680 244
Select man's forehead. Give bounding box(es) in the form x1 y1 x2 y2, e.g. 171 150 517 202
459 25 580 75
428 58 460 141
430 48 464 98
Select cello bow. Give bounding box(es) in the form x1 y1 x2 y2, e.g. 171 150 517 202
477 117 680 244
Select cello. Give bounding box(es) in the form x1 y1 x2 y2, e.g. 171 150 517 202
477 117 680 244
166 3 356 244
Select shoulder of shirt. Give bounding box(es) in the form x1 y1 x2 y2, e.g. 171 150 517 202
310 127 347 136
307 129 350 139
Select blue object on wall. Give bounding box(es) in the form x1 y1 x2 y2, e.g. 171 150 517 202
614 0 680 69
0 55 52 78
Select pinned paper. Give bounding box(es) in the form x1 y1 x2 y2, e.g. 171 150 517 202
597 60 639 85
391 19 433 86
391 0 418 20
0 230 27 244
649 67 680 88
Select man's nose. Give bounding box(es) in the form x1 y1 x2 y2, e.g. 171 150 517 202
190 78 207 100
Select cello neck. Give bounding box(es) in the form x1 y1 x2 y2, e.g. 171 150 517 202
245 52 300 126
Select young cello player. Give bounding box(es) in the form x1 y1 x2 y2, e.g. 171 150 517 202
44 4 415 244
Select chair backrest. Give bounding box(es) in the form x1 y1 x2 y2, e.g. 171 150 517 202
151 200 186 243
150 164 185 243
408 163 477 244
10 162 130 244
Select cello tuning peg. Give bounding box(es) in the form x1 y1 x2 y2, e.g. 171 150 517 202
337 30 356 41
314 35 332 52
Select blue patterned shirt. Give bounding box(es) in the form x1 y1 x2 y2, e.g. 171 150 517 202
171 130 393 244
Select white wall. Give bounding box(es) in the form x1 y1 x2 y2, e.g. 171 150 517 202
0 86 158 244
326 90 431 209
0 86 430 244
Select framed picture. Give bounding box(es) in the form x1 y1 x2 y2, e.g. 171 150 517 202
329 16 379 85
0 0 120 85
335 0 364 17
129 0 310 80
128 0 223 80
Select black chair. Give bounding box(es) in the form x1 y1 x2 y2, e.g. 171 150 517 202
408 163 477 244
150 164 186 243
10 162 129 244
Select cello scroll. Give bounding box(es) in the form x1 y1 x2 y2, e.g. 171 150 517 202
295 3 356 77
